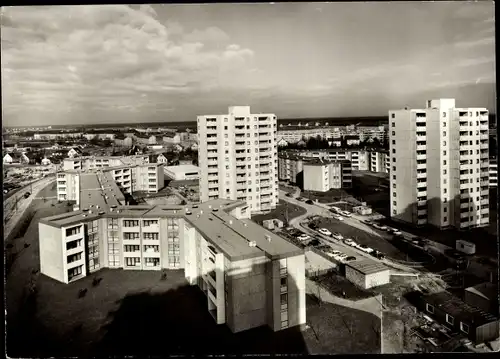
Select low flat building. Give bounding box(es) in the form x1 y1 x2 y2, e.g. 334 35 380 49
38 196 306 334
465 282 499 316
344 260 390 289
164 164 200 181
418 291 499 344
302 159 352 191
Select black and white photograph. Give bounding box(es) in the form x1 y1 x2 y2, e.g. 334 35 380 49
2 2 498 356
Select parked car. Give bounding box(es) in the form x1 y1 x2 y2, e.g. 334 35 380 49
330 206 341 213
24 192 31 198
332 232 343 240
336 253 348 260
344 238 354 245
306 199 314 205
333 214 344 221
344 256 357 262
297 234 311 241
297 197 306 202
341 211 352 217
371 251 385 259
285 192 292 197
392 229 402 236
328 250 342 256
318 228 332 236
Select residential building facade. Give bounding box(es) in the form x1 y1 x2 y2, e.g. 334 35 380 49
302 159 352 191
197 106 279 214
389 99 489 229
38 197 306 334
489 157 497 187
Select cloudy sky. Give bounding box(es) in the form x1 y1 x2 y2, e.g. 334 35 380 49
1 3 495 126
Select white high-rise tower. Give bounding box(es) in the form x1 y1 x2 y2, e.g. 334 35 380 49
197 106 279 214
389 99 489 229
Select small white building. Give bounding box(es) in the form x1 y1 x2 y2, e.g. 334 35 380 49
345 260 390 289
353 206 373 215
67 148 83 158
164 164 200 181
456 240 476 255
41 157 52 166
3 152 30 165
277 138 288 147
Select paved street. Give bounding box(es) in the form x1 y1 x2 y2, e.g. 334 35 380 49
4 176 56 240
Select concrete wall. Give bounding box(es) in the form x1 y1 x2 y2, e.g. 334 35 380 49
286 254 307 327
229 256 269 333
364 269 391 289
303 165 325 192
39 223 65 283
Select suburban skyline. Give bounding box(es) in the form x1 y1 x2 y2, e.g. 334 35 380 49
1 3 496 127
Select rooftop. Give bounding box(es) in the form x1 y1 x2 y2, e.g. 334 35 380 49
40 197 303 261
346 259 389 275
465 282 498 301
165 164 200 174
422 291 498 326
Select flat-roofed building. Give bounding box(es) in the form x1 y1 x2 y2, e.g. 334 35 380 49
38 196 306 334
302 159 352 191
164 164 200 181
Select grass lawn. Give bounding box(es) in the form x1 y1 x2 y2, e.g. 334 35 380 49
314 273 375 301
252 200 307 224
304 295 381 354
301 188 351 203
348 173 390 217
8 268 310 357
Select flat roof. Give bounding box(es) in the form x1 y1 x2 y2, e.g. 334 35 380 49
164 164 200 174
422 291 498 326
40 197 303 261
346 259 389 275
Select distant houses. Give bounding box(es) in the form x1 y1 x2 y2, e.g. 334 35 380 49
67 147 83 158
3 151 30 165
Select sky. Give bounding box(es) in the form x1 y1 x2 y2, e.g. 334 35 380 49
1 2 496 126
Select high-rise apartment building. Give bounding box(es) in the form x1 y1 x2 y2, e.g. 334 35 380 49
389 99 489 229
197 106 279 214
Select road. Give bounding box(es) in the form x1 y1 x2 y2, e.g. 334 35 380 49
4 176 56 240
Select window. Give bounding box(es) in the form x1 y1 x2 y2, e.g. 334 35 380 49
280 293 288 305
392 131 395 136
443 131 446 136
443 141 446 146
124 245 140 252
443 160 447 165
444 188 447 194
66 239 82 250
393 209 397 215
125 257 141 266
443 112 446 117
392 140 395 145
67 252 82 263
392 149 396 154
108 218 118 229
443 122 446 127
124 232 140 240
392 122 395 127
392 166 396 171
460 322 469 334
143 232 159 240
393 175 396 180
144 245 159 252
443 216 447 222
393 192 396 197
123 220 139 227
391 113 395 119
426 304 434 314
392 158 396 162
68 265 83 280
143 220 158 226
65 226 81 237
443 169 447 175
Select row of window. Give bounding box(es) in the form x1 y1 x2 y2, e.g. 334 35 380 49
426 304 469 333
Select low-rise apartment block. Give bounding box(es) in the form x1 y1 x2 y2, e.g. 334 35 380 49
39 191 306 333
57 155 164 201
279 149 387 173
302 159 352 191
278 153 352 190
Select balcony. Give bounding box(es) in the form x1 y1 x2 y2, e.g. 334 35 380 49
416 145 427 151
480 134 488 140
417 181 427 188
417 172 427 179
